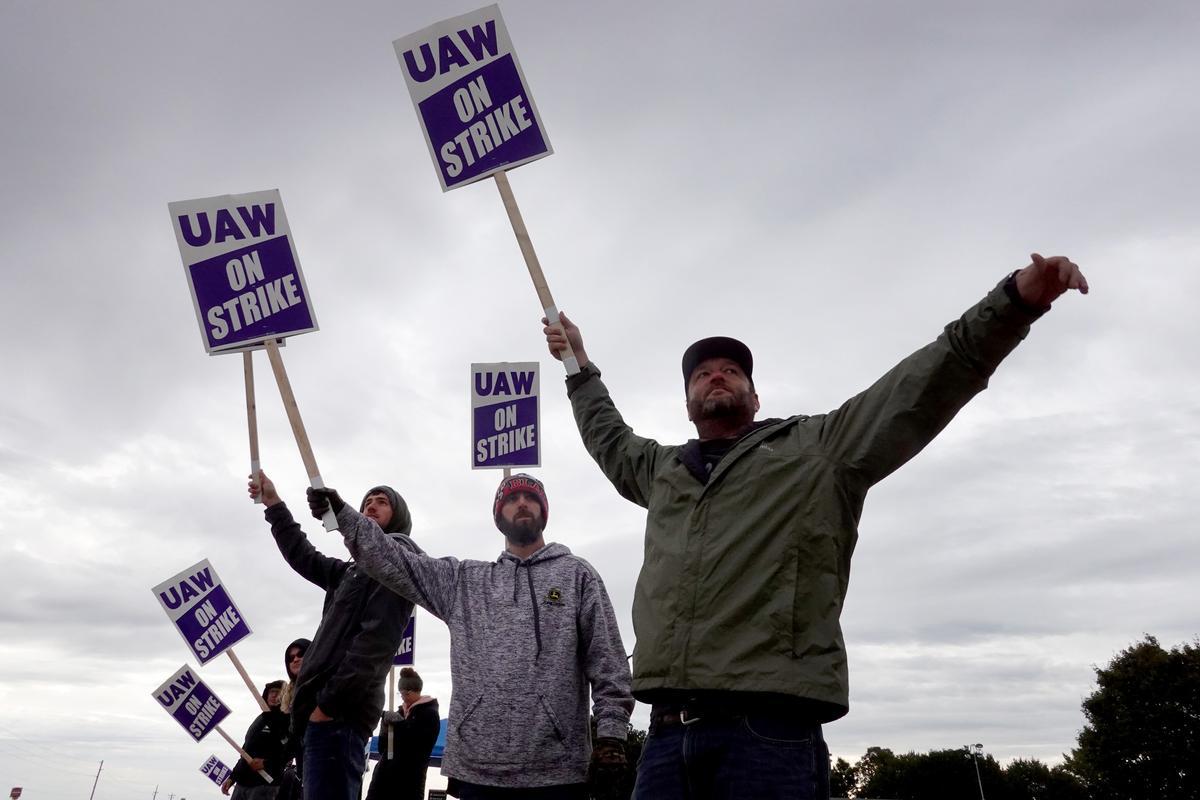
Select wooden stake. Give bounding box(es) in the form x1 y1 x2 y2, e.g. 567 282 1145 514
216 724 273 783
264 339 338 531
493 170 580 375
244 352 262 504
227 648 269 713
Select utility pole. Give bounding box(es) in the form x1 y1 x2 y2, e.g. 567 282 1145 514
967 743 986 800
88 760 104 800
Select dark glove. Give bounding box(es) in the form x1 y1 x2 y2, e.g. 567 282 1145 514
587 737 628 798
307 487 345 519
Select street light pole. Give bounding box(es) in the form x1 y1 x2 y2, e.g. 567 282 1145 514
967 743 986 800
88 760 104 800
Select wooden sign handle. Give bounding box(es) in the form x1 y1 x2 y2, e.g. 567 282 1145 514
264 339 338 531
227 648 269 713
244 352 262 504
493 171 580 376
216 725 273 783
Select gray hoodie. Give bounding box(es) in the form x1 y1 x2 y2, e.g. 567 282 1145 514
337 505 633 788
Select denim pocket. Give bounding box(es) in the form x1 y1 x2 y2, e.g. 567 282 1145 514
742 713 815 746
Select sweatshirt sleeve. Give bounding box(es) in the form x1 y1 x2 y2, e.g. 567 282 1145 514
566 362 664 509
577 563 634 740
266 502 346 590
819 277 1043 489
337 505 460 622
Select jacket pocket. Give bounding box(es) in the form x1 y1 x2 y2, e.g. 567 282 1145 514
455 692 568 766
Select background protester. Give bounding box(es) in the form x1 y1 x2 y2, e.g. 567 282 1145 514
223 680 288 799
366 667 440 800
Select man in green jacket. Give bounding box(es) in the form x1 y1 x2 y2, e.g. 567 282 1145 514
543 254 1088 799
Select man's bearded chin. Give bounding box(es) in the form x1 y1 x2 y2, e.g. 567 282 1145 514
499 516 544 546
690 390 753 421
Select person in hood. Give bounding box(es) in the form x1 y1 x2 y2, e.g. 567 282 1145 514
223 680 288 799
248 471 419 800
310 473 633 800
365 667 441 800
541 254 1089 799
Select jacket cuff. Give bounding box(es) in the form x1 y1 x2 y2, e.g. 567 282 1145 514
265 502 291 523
566 361 601 397
595 717 629 741
1001 271 1050 319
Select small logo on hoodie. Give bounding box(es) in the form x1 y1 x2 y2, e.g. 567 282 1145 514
544 587 563 605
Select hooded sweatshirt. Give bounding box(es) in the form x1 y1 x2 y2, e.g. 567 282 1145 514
337 505 633 789
266 487 418 742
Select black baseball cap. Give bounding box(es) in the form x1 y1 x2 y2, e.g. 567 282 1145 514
681 336 753 388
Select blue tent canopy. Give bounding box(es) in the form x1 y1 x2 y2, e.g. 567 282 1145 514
368 718 448 767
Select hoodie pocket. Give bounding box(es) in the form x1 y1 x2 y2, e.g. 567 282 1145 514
455 692 568 766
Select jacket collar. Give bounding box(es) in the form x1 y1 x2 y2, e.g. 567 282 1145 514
677 417 796 484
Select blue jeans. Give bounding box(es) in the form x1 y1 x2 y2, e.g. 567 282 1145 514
302 719 367 800
633 710 829 799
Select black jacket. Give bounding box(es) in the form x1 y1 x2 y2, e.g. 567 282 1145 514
367 697 441 800
267 503 417 740
231 709 290 786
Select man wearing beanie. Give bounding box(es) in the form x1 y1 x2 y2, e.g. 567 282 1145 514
248 471 419 800
366 667 440 800
543 254 1089 799
224 680 288 799
310 473 633 800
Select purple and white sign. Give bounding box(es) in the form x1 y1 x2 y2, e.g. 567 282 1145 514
393 614 416 666
152 665 231 742
472 362 539 469
153 559 252 665
169 190 318 354
200 755 232 786
394 5 552 191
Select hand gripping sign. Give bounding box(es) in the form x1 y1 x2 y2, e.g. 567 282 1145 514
153 559 267 712
152 665 271 783
394 6 579 375
200 755 232 787
472 362 539 469
169 190 337 529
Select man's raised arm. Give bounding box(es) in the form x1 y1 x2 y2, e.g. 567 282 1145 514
306 487 460 622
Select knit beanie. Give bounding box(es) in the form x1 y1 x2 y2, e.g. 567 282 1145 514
397 667 423 693
492 473 548 528
360 485 413 535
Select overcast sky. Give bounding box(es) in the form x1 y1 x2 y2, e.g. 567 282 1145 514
2 0 1198 797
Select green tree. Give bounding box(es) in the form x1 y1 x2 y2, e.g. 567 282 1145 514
830 756 857 798
1063 635 1200 799
1004 758 1085 800
852 746 1005 799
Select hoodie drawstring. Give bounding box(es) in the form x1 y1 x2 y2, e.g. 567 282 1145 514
525 563 543 659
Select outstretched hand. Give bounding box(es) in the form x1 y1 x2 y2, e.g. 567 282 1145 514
248 470 281 507
542 311 589 369
307 487 345 521
1016 253 1089 309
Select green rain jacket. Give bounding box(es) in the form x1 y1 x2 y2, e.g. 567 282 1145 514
565 278 1042 722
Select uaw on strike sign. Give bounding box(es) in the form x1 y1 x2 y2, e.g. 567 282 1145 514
169 190 318 353
395 5 552 190
152 665 231 742
200 755 232 787
153 559 252 664
472 362 539 469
